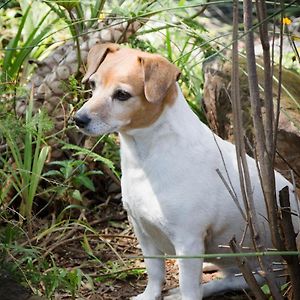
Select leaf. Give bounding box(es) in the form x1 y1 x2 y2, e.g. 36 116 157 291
42 170 61 177
74 175 95 192
71 189 82 201
2 4 31 79
261 284 270 295
108 221 127 229
28 146 50 207
62 143 116 172
82 233 93 256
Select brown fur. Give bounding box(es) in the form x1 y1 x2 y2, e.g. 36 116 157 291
83 44 180 132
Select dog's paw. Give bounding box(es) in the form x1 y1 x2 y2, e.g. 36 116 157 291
131 294 162 300
163 288 181 300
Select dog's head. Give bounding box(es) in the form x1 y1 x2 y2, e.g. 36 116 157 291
74 43 181 136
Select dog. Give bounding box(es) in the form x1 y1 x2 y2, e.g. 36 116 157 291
74 43 299 300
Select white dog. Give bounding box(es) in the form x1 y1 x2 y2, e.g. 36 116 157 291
74 43 298 300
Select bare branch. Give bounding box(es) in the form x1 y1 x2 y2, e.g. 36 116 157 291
229 237 268 300
279 187 300 300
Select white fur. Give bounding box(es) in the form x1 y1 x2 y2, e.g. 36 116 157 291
119 86 297 300
76 63 298 299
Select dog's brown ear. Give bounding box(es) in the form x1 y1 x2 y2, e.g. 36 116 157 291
82 43 120 83
138 56 181 103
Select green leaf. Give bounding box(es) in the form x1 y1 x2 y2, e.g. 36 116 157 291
42 170 61 177
82 233 93 256
2 4 31 79
27 146 50 208
71 189 82 201
74 175 95 192
62 143 117 174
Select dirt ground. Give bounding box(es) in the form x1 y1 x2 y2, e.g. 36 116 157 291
49 200 253 300
2 195 252 300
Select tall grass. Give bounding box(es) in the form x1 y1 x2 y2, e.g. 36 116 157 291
1 2 60 86
0 91 51 236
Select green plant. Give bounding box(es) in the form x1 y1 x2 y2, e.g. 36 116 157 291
0 222 93 299
0 92 52 236
96 259 145 282
42 264 85 299
45 0 107 72
1 2 60 86
62 141 119 178
43 158 100 202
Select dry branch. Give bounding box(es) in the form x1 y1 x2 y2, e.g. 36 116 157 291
279 186 300 300
231 1 277 297
243 0 283 297
229 237 267 300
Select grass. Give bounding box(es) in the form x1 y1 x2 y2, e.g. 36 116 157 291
0 92 51 236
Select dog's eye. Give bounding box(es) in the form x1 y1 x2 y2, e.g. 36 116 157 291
113 90 132 101
89 80 96 90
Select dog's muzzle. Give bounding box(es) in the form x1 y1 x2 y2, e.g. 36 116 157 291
73 113 91 128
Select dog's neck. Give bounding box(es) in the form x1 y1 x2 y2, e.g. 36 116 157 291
119 84 205 162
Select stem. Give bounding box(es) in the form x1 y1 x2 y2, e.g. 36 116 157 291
230 237 267 300
243 1 284 298
68 9 82 74
279 187 300 300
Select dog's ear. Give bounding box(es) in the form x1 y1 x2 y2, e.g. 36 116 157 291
82 43 120 83
138 56 181 103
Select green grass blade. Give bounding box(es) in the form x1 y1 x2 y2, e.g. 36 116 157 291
27 146 50 214
44 1 76 36
89 0 106 27
23 91 34 201
75 3 85 31
11 11 57 76
2 4 31 79
165 27 172 61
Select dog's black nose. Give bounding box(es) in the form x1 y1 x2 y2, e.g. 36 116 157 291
74 113 91 128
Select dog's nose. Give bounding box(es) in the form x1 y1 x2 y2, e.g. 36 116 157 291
74 113 91 128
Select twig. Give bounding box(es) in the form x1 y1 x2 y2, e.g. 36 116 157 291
216 168 246 220
230 0 285 298
229 237 268 300
273 0 284 159
279 186 300 300
256 0 274 157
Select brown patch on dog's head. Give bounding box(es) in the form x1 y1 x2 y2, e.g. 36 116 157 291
82 43 120 83
119 54 180 131
76 44 181 136
138 55 181 103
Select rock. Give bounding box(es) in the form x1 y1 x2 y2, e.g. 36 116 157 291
0 270 31 300
0 270 47 300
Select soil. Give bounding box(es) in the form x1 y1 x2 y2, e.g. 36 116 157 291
1 198 253 300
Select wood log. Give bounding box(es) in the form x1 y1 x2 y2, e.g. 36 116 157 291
203 57 300 187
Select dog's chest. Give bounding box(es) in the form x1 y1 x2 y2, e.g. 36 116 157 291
120 160 176 253
121 164 162 219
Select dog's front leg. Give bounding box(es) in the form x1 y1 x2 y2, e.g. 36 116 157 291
131 220 165 300
176 240 204 300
